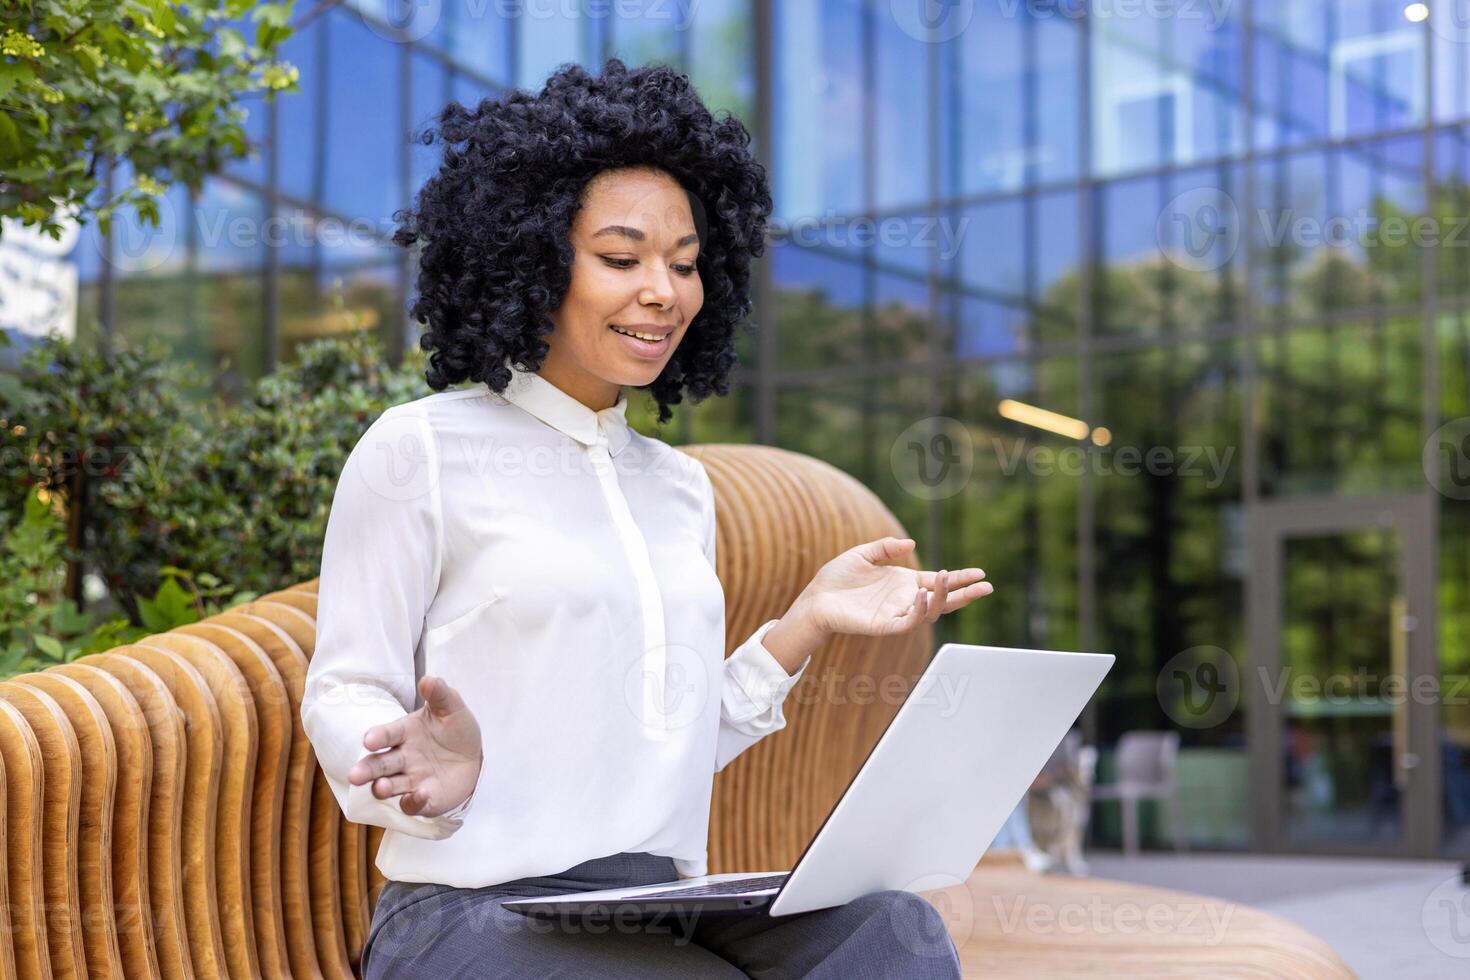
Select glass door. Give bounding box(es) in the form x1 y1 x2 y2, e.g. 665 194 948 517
1248 493 1438 856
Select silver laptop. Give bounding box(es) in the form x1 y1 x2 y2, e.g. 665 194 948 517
503 642 1114 921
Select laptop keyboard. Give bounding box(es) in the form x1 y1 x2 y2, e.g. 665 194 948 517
629 873 790 900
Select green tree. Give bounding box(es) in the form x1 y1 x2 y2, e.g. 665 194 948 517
0 0 298 239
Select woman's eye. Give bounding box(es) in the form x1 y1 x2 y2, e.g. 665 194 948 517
602 257 699 277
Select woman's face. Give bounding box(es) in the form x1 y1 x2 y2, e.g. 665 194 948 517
541 166 705 410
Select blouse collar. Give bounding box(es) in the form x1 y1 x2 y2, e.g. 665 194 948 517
498 359 633 457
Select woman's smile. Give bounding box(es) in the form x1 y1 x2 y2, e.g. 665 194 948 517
609 322 674 359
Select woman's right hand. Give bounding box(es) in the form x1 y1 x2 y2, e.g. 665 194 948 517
347 675 483 818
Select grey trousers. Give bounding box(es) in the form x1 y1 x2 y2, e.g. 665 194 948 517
360 851 964 979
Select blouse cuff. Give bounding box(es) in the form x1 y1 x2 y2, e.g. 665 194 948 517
441 791 475 821
722 618 813 726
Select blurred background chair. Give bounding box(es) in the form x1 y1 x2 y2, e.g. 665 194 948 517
1091 730 1188 856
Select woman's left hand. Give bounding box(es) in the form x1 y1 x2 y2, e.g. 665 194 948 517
792 536 992 638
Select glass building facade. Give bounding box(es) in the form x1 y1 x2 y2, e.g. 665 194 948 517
49 0 1470 858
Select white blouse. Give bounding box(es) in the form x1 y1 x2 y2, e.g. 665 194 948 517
301 360 813 887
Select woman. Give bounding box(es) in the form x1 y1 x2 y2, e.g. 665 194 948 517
301 58 992 978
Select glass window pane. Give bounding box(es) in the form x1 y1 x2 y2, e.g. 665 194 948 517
1093 341 1246 848
1253 0 1426 151
445 2 512 81
941 357 1081 652
689 0 755 125
196 180 267 395
942 4 1082 194
411 54 451 193
872 264 931 368
516 6 584 90
1432 3 1470 124
1035 190 1082 334
1440 311 1470 853
1435 126 1470 302
774 0 864 220
1097 175 1167 335
1091 0 1244 176
322 12 402 222
1252 138 1426 320
222 92 271 186
1255 318 1425 497
773 238 864 372
277 20 323 206
875 10 929 210
606 0 685 68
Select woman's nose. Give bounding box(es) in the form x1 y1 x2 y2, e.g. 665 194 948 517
639 262 677 308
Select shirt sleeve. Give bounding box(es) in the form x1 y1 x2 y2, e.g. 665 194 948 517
697 462 813 774
301 407 474 840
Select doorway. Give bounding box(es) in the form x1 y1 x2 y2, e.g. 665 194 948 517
1247 493 1439 856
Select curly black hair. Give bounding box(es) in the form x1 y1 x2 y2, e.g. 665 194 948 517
392 58 773 426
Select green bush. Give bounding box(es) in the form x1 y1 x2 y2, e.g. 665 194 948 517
0 484 256 676
0 320 430 679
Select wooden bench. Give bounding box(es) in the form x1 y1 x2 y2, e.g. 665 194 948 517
0 443 1353 977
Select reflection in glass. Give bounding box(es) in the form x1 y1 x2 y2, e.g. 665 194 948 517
1090 0 1244 175
773 0 863 220
1252 137 1425 318
1093 342 1246 848
874 9 928 210
1253 0 1426 149
1281 527 1405 845
772 239 864 372
941 358 1080 655
1256 320 1423 497
688 0 755 125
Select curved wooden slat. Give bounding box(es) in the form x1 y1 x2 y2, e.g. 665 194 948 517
231 600 330 980
50 663 162 980
260 597 369 972
251 600 355 980
171 617 295 980
92 646 228 980
0 682 88 980
0 733 12 980
0 698 45 980
16 673 126 978
138 632 261 980
78 655 193 980
261 590 317 618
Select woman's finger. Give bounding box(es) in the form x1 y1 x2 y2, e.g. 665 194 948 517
372 773 416 801
942 581 994 612
927 571 950 623
362 717 407 752
350 746 407 786
917 567 984 590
